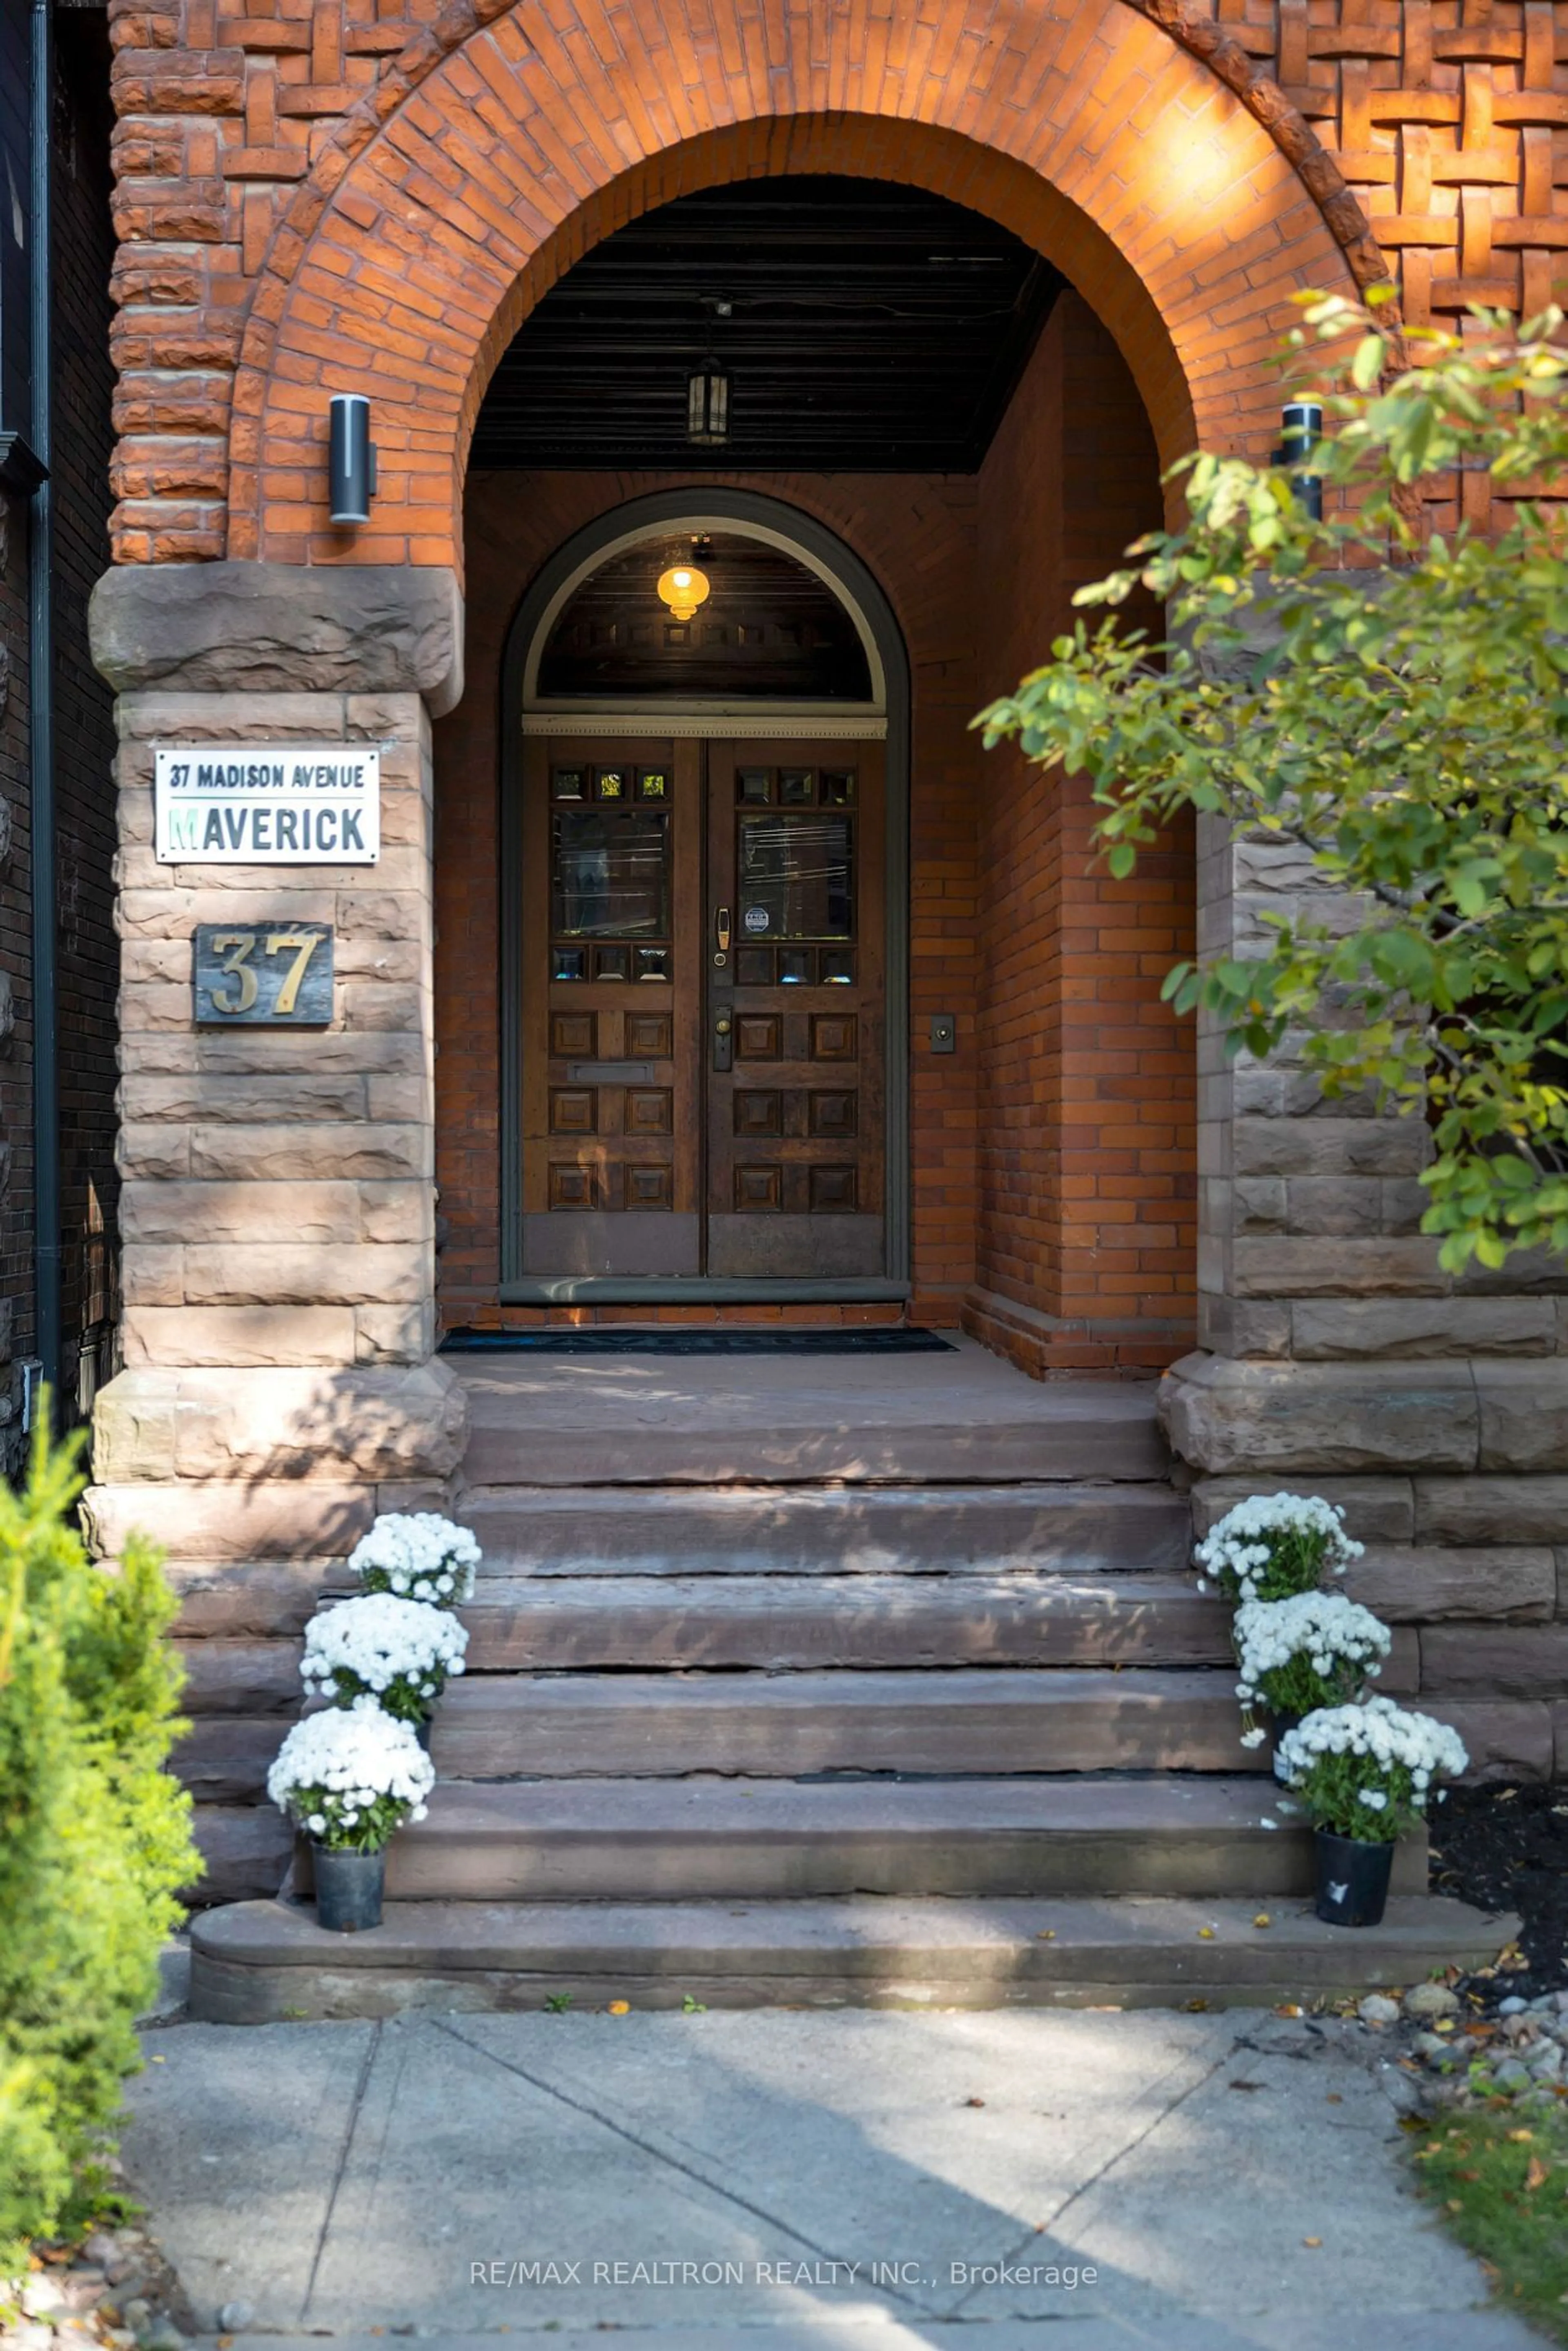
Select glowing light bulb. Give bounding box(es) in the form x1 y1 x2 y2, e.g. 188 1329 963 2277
657 562 711 623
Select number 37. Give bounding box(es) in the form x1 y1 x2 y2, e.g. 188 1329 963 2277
208 930 324 1017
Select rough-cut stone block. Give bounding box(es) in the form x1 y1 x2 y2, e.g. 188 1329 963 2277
1421 1625 1568 1697
175 1636 303 1714
1191 1475 1416 1544
1460 1244 1568 1298
81 1477 376 1561
122 1305 358 1367
189 1123 432 1180
1231 1238 1446 1297
375 1478 457 1516
355 1301 438 1363
120 1071 369 1124
168 1559 341 1636
170 1717 286 1802
1477 1363 1568 1473
1280 1177 1386 1237
122 1180 368 1246
1415 1477 1568 1546
1163 1355 1477 1475
115 688 352 742
1198 1297 1292 1358
1431 1701 1555 1782
356 1184 434 1245
189 1804 292 1903
168 1362 466 1483
121 1245 185 1306
116 1122 191 1179
179 1240 430 1305
1345 1546 1555 1623
118 885 339 938
98 1362 465 1485
92 566 464 715
1233 1115 1428 1180
1293 1299 1555 1360
118 1029 425 1078
91 1371 180 1482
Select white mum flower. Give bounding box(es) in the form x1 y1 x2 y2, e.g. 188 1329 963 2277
347 1511 483 1607
301 1591 469 1709
267 1697 435 1846
1194 1492 1363 1601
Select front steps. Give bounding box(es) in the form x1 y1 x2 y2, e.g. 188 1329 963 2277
352 1776 1428 1903
190 1892 1506 2022
187 1354 1513 2019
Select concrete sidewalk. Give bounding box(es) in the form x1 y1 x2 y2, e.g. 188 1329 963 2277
121 2006 1544 2350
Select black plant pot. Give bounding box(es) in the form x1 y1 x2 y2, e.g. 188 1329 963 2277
1314 1828 1394 1928
1267 1708 1301 1785
413 1713 433 1753
312 1842 386 1932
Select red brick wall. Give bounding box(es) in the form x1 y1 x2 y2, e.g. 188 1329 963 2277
434 342 1199 1358
101 0 1366 571
970 294 1196 1375
434 468 982 1329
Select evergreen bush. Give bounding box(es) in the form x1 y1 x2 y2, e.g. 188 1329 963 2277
0 1419 197 2271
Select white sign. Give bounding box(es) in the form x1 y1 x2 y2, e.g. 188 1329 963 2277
154 745 381 865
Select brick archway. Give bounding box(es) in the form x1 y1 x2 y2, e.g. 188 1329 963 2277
226 0 1365 572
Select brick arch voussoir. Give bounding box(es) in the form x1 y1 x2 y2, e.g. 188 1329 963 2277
229 0 1384 563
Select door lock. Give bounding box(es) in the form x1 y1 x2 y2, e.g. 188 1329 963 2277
713 1011 733 1073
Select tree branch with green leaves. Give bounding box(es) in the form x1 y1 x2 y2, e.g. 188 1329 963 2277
975 291 1568 1273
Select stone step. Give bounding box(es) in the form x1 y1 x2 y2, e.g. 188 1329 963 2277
459 1482 1191 1576
460 1572 1236 1670
357 1774 1429 1902
188 1890 1513 2024
457 1356 1168 1486
431 1667 1270 1778
457 1575 1423 1678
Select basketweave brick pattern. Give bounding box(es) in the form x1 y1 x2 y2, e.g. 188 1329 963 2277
102 0 1356 572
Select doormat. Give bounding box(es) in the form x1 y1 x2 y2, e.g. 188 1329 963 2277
441 1327 956 1355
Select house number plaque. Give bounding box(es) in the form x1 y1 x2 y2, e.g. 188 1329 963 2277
193 923 334 1026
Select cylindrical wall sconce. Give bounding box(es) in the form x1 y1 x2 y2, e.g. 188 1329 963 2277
1277 399 1323 522
328 394 376 526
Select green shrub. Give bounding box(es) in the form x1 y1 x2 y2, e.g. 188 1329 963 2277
0 1417 198 2271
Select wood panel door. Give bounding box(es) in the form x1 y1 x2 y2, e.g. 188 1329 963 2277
706 741 886 1278
520 736 701 1274
520 733 885 1282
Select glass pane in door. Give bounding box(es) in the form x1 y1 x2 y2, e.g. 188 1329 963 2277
551 807 669 939
737 810 852 940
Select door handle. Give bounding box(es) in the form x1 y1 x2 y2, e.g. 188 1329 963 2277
713 1010 733 1073
715 906 731 955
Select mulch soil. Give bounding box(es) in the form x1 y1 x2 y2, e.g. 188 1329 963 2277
1430 1781 1568 2001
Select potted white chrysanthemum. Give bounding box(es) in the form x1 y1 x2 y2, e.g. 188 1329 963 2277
1233 1591 1392 1769
347 1511 481 1608
266 1698 435 1930
1275 1697 1468 1928
1195 1492 1362 1603
301 1591 469 1737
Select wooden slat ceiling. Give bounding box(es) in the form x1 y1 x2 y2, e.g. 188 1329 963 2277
472 176 1062 475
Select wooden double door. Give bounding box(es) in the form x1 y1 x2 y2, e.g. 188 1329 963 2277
520 734 886 1281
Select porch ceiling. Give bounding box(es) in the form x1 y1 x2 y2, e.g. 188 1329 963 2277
472 176 1062 476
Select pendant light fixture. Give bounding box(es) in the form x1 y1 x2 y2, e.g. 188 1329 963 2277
686 359 730 446
656 557 712 623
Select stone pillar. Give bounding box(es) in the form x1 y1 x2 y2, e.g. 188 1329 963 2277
1165 813 1568 1784
82 565 469 1894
